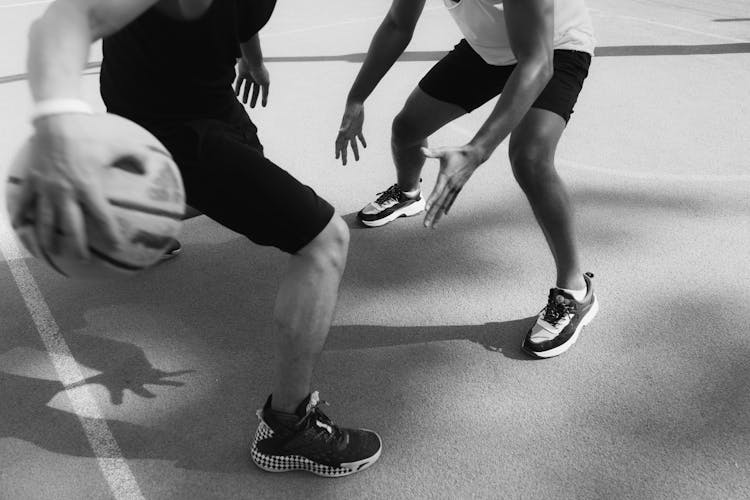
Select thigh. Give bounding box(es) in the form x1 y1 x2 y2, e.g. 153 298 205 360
418 39 515 113
159 121 334 254
531 50 592 124
394 86 466 144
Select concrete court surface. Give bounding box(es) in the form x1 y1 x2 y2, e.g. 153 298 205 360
0 0 749 498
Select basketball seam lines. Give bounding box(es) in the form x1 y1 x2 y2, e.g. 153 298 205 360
107 198 183 220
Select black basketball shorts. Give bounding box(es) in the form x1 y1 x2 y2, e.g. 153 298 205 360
145 103 334 254
418 39 592 122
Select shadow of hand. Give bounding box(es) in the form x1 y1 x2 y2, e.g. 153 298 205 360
65 368 194 405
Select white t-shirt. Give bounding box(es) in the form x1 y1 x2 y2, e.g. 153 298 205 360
444 0 596 65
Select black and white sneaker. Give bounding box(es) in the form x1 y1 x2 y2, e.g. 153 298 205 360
358 183 425 227
251 391 382 477
522 272 599 359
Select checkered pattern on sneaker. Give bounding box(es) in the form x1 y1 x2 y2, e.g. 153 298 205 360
250 392 382 477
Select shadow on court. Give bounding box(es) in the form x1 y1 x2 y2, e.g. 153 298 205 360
0 179 745 479
0 231 533 476
326 319 534 360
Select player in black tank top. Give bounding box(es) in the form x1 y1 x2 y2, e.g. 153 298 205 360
25 0 382 476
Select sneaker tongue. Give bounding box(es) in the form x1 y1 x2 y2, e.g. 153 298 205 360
294 391 319 417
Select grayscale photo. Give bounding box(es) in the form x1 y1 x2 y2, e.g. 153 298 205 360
0 0 748 498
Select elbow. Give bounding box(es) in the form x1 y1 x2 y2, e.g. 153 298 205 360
522 54 553 89
537 53 554 84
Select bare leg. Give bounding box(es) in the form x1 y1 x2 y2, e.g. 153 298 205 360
391 88 466 191
271 215 349 413
509 109 585 291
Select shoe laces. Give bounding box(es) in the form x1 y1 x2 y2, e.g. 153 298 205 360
296 391 345 447
374 184 402 205
541 291 577 326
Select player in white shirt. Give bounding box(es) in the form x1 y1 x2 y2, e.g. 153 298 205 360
335 0 598 358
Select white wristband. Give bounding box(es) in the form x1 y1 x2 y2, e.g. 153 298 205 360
31 98 94 122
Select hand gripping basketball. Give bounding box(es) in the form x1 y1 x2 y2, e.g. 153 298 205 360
6 113 185 279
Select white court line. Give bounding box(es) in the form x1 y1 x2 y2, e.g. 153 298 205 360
0 216 145 500
446 123 750 183
589 9 750 43
0 0 50 8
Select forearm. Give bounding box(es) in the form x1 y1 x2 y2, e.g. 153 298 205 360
469 62 552 161
347 18 412 103
27 1 95 103
240 33 263 65
28 0 158 106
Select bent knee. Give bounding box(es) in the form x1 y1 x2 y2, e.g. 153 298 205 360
509 147 556 187
297 215 349 270
391 111 426 148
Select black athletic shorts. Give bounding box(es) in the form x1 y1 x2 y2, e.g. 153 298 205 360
141 102 334 254
418 39 592 122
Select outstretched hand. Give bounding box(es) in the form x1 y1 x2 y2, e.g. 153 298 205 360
422 145 483 228
235 58 269 108
335 100 367 165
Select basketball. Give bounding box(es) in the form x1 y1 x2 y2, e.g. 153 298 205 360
5 113 185 280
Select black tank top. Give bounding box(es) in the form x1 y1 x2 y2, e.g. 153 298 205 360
100 0 276 122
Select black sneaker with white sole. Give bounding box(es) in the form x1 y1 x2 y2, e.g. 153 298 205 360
358 183 426 227
522 272 599 359
251 391 382 477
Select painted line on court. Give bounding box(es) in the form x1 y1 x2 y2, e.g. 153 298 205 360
446 123 750 183
589 9 750 43
0 216 145 500
0 0 50 8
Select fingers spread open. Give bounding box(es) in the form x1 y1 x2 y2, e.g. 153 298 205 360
443 186 462 215
243 79 251 104
340 145 348 166
425 174 448 213
350 138 360 161
250 82 260 108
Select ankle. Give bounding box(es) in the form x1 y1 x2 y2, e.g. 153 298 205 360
397 178 422 196
556 269 585 289
270 391 307 414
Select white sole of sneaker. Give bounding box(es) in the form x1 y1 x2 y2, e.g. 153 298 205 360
525 294 600 359
252 449 381 477
361 198 426 228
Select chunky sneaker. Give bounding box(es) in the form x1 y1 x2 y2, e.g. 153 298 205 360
522 272 599 359
251 391 382 477
358 183 426 227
